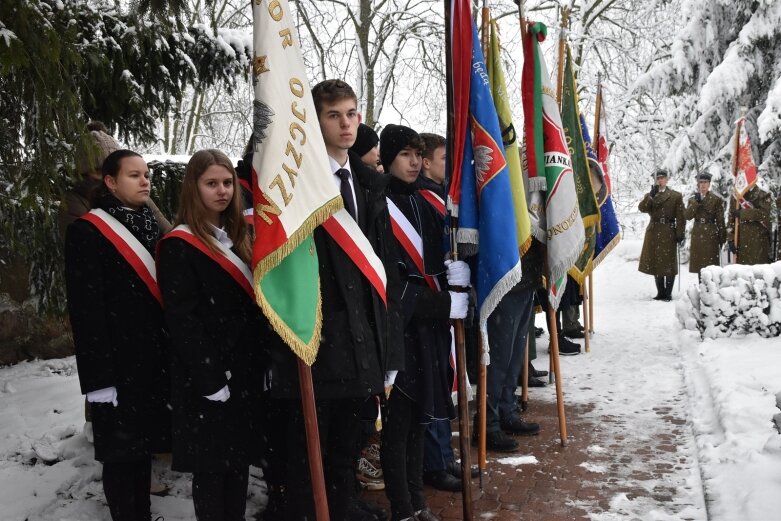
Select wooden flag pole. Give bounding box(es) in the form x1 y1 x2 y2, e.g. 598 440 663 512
731 116 743 264
296 360 330 520
445 2 474 518
582 282 590 353
588 274 595 333
591 80 602 335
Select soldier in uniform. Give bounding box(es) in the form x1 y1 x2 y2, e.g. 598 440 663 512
685 172 726 277
727 184 772 265
638 169 685 301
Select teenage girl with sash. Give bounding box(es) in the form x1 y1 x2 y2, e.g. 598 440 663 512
157 149 267 521
64 149 171 521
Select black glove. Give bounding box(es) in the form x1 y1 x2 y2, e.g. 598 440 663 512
694 193 702 203
650 184 659 197
728 241 738 254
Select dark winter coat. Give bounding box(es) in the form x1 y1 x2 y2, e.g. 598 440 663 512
387 176 454 421
158 234 269 473
777 196 781 262
269 152 404 400
728 186 772 265
638 188 685 276
685 191 726 273
64 209 171 463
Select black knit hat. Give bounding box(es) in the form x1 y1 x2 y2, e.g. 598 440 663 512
380 124 420 170
350 123 380 157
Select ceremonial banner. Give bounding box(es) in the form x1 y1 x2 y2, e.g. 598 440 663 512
454 21 523 359
562 46 598 284
488 19 532 255
251 0 342 365
521 22 584 309
732 117 758 199
581 100 621 267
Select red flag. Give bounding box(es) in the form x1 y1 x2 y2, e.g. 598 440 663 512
732 117 758 199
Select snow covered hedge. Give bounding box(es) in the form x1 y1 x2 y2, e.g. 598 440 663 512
677 262 781 338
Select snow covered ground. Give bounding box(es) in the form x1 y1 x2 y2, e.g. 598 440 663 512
1 237 780 520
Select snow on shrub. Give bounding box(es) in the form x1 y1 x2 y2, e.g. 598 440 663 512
677 262 781 338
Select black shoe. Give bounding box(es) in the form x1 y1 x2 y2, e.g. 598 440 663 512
563 328 585 339
529 363 548 378
653 294 663 300
353 497 387 521
477 430 519 452
528 376 546 387
423 469 462 491
446 460 479 479
534 326 544 338
557 337 581 356
414 508 441 521
501 416 540 436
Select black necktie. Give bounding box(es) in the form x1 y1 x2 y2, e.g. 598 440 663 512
336 168 357 221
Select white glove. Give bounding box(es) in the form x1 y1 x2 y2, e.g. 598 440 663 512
449 291 469 319
86 386 118 407
445 259 471 287
204 385 230 402
384 370 398 388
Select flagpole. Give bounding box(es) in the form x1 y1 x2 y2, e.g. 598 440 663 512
591 80 602 335
445 1 474 518
516 0 527 42
296 360 330 520
550 4 570 448
521 336 530 411
476 0 490 480
731 116 742 264
582 282 590 353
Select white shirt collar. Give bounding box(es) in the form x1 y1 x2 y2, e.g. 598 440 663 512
210 225 233 249
329 156 352 177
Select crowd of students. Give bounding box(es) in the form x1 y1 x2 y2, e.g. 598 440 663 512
62 79 543 521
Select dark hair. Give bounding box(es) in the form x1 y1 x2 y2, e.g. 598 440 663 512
419 133 446 160
91 149 143 204
311 79 358 116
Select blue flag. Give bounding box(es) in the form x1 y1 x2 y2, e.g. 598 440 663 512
453 23 523 361
580 114 620 267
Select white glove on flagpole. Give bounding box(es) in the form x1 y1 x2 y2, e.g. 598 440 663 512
444 259 471 287
86 386 118 407
449 291 469 319
204 385 230 402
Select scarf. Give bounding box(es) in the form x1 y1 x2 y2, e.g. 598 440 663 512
97 193 160 253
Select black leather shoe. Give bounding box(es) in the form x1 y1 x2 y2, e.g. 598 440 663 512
349 497 387 521
423 469 462 491
501 416 540 436
528 376 546 387
414 508 441 521
529 363 548 378
556 336 581 356
446 460 479 478
534 326 544 338
478 430 519 452
563 328 585 339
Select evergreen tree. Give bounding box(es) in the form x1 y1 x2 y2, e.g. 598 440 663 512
0 0 251 313
636 0 781 195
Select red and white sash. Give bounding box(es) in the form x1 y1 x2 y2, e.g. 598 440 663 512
165 225 255 300
418 189 446 217
321 209 388 304
386 198 440 292
81 209 162 306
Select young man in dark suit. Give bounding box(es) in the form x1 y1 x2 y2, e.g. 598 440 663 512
270 79 402 521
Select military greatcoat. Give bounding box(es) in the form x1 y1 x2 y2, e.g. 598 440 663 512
685 191 726 272
727 186 772 265
638 188 686 276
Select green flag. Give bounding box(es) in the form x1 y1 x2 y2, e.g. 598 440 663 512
561 45 599 283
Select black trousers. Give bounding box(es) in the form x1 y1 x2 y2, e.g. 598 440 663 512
282 396 364 521
381 390 426 521
102 458 151 521
192 466 250 521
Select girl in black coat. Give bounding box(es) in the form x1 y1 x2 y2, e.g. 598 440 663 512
157 149 267 521
65 150 171 521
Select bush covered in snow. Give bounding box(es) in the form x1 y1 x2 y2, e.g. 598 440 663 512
677 262 781 338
